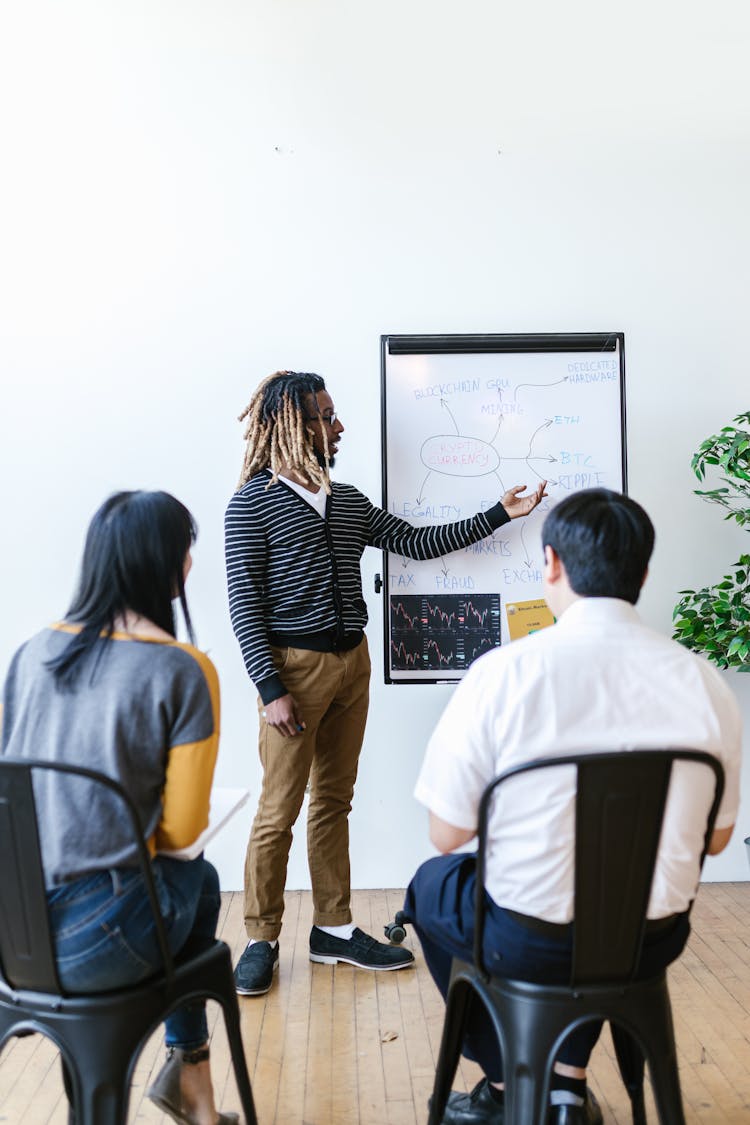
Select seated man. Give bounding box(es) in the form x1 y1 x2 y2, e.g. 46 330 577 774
404 488 741 1125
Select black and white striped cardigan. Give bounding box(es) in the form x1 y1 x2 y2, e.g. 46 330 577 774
225 470 509 703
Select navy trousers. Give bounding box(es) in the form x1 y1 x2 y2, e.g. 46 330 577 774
404 854 690 1082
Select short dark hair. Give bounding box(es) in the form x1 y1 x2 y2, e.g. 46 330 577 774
47 490 197 688
541 488 654 604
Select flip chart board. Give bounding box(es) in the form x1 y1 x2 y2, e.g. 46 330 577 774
381 333 627 683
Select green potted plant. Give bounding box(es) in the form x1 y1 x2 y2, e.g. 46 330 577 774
672 412 750 869
672 411 750 670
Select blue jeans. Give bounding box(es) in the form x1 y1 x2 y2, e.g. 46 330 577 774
47 856 221 1050
404 854 690 1081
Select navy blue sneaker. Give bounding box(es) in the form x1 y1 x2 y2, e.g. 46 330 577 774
309 926 414 970
234 941 279 995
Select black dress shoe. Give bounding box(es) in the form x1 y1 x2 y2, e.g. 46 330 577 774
309 926 414 970
431 1078 504 1124
233 940 279 995
548 1088 603 1125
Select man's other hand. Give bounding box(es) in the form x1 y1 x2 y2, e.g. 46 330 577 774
264 694 306 738
501 481 547 519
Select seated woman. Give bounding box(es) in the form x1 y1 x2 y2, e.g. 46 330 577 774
1 490 238 1125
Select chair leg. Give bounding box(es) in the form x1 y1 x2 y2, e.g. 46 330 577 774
65 1068 131 1125
611 1023 647 1125
629 1087 648 1125
503 1073 549 1125
629 985 686 1125
645 1044 686 1125
487 991 582 1125
220 997 258 1125
52 1020 141 1125
647 1053 688 1125
428 979 476 1125
60 1056 75 1125
502 1044 554 1125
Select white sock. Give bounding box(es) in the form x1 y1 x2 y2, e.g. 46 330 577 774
549 1091 584 1107
317 923 356 940
247 938 278 949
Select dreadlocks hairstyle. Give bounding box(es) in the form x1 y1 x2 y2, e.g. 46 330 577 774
236 370 331 492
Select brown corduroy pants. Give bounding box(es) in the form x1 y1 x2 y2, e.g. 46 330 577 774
243 637 371 941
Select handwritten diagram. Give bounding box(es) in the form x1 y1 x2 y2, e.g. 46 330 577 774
383 337 625 682
417 400 559 502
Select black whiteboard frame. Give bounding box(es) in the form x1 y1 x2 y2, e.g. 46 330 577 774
380 331 627 685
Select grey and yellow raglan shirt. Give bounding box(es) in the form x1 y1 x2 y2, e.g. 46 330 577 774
1 625 220 886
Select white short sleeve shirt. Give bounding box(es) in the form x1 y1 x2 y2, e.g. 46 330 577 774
414 598 742 922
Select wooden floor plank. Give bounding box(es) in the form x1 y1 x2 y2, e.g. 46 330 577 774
257 889 305 1125
331 960 360 1124
0 1033 62 1125
1 884 750 1123
351 888 388 1125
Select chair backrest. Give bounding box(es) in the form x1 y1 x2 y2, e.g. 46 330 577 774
0 758 173 994
473 749 725 986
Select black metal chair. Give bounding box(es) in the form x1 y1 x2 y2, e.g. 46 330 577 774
0 758 257 1125
427 749 725 1125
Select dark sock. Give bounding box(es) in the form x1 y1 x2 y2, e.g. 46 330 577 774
485 1082 504 1105
551 1074 586 1104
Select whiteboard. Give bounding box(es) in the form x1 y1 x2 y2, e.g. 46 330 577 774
380 333 627 684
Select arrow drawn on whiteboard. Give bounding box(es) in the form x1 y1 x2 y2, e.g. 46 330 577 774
513 376 569 403
524 420 558 485
440 557 450 577
490 414 504 446
440 398 460 434
401 557 410 568
526 462 559 486
520 524 533 568
500 454 557 463
416 470 432 504
527 419 553 455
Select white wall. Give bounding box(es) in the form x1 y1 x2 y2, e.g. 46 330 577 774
2 1 749 891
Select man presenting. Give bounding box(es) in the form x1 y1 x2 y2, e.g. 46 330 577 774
225 370 546 995
405 488 741 1125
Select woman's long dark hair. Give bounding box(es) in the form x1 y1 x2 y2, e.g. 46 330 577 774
48 491 197 689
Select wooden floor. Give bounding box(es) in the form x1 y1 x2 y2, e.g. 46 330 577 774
1 885 749 1123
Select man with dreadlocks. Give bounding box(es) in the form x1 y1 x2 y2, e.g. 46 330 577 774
225 370 546 995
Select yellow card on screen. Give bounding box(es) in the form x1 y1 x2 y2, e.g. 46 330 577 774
505 598 555 641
